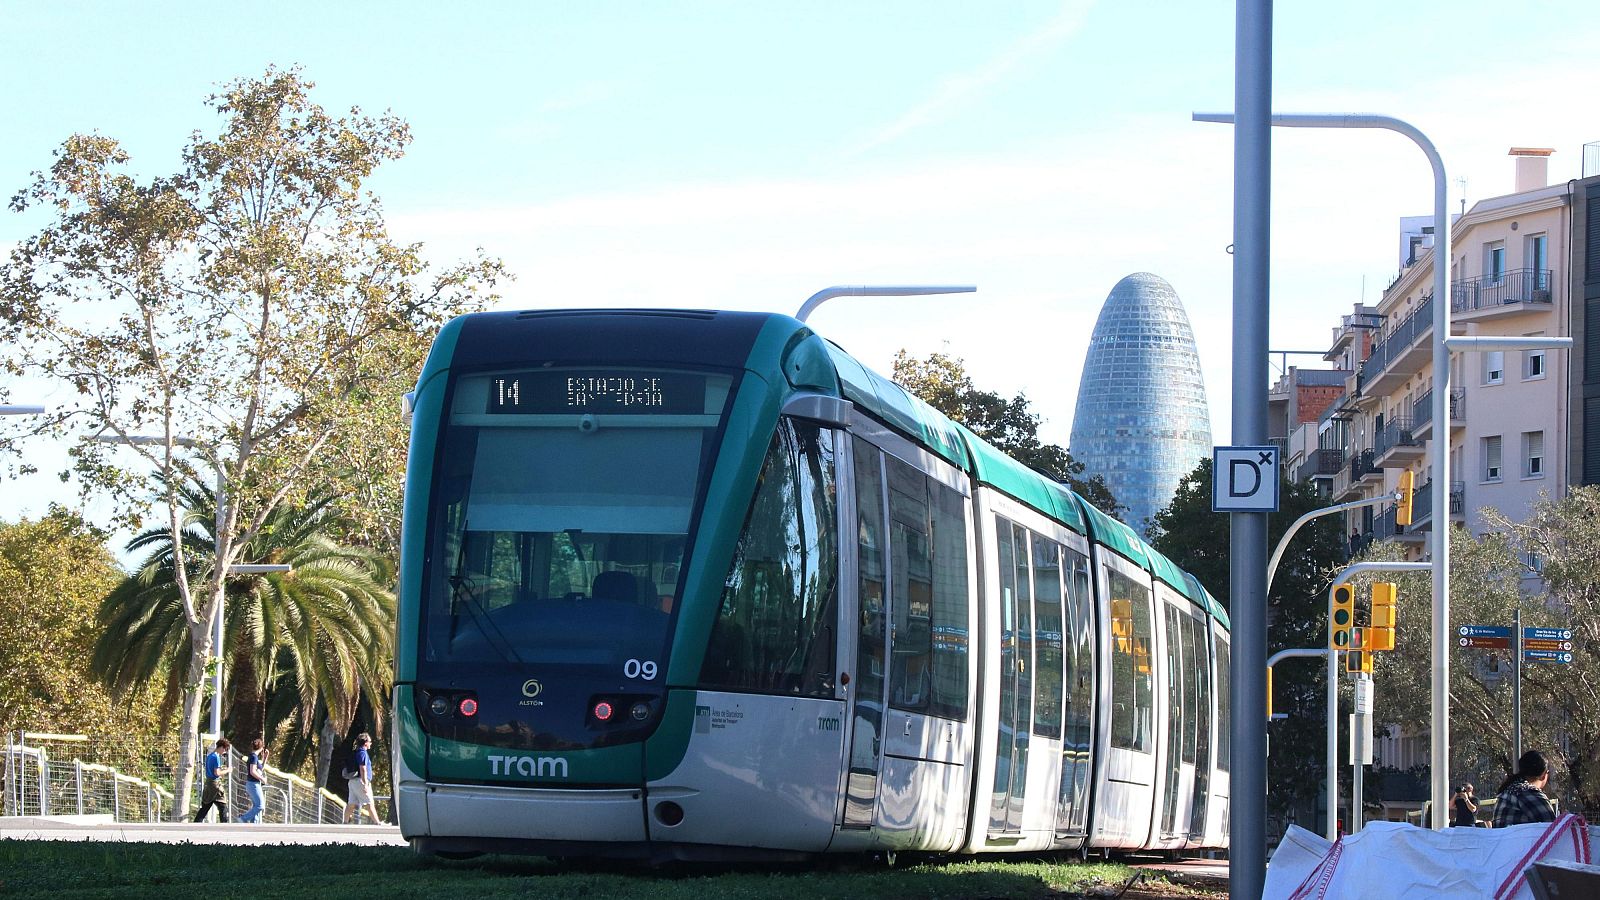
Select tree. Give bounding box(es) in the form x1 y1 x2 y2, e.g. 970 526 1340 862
0 67 504 815
1368 489 1600 813
1146 458 1349 824
891 350 1120 513
0 512 165 763
92 478 394 783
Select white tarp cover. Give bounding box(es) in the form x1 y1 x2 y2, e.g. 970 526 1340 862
1263 815 1592 900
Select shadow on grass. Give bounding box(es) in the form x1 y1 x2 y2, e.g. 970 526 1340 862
1 840 1150 900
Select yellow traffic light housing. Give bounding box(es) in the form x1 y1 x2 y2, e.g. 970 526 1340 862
1330 584 1356 649
1369 582 1398 651
1396 470 1415 526
1346 648 1373 674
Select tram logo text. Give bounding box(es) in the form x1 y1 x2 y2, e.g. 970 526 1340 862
488 754 569 778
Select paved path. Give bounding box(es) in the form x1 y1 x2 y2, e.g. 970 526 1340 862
1128 855 1230 890
0 816 406 847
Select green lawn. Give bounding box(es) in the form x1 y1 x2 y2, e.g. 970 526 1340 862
0 841 1214 899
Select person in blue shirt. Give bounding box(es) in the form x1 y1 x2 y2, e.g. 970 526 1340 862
192 737 231 823
240 738 269 823
341 733 380 824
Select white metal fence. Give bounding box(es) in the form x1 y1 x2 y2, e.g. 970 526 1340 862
3 731 384 824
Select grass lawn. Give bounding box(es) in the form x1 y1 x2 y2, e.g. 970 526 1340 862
0 840 1220 899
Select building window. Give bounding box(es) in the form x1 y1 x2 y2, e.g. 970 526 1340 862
1525 349 1546 380
1484 435 1503 482
1486 242 1505 283
1485 351 1505 385
1523 431 1544 478
1528 234 1549 289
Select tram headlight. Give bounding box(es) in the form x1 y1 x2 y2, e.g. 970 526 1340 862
428 695 450 717
630 702 651 721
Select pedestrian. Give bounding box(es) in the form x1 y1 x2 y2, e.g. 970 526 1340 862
192 737 231 823
241 738 269 823
1450 782 1478 827
342 732 381 825
1492 749 1558 827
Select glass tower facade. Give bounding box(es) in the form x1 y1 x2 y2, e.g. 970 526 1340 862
1070 273 1212 531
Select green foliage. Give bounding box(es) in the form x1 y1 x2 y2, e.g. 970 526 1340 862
0 66 505 811
1367 487 1600 811
92 477 394 773
1146 458 1349 821
0 512 166 754
891 350 1121 514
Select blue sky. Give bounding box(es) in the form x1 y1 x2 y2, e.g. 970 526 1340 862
4 0 1599 534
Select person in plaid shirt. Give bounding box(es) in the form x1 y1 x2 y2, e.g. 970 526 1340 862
1492 749 1557 827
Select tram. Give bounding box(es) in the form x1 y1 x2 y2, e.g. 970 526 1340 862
393 308 1231 861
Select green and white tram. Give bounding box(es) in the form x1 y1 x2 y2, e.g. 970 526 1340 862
394 309 1230 861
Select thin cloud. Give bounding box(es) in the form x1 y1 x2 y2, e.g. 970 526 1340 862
847 0 1095 157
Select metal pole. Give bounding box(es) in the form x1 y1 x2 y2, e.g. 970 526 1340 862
1513 607 1522 765
1231 2 1272 893
76 761 84 816
210 464 226 737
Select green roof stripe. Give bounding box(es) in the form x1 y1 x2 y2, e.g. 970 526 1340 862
1074 497 1148 567
1147 547 1200 602
953 423 1084 533
824 342 970 470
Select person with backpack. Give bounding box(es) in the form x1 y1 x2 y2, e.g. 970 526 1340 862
341 733 381 824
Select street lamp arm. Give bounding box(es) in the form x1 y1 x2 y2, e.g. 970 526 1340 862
795 285 976 323
1266 493 1401 594
1445 336 1574 353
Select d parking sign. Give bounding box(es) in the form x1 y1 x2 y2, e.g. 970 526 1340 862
1212 446 1280 512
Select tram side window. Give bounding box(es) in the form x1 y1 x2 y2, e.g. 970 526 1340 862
1108 568 1155 753
1181 612 1201 765
701 420 839 697
888 457 933 711
929 479 969 719
1215 638 1231 771
1032 536 1064 738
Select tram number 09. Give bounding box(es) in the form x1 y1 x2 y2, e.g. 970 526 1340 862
624 659 658 680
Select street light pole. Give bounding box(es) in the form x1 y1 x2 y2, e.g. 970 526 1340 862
0 405 48 415
1196 108 1457 830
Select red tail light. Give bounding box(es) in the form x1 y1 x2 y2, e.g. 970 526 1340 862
458 697 478 717
592 701 614 722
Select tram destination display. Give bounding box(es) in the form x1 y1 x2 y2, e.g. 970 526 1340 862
487 371 707 415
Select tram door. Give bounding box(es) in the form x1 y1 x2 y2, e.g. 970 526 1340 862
989 519 1032 834
842 438 890 828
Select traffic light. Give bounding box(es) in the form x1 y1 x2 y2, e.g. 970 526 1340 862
1330 584 1356 650
1396 470 1416 527
1367 582 1398 651
1346 648 1373 674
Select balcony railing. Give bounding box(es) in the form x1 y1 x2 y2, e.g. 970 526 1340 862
1359 295 1434 384
1295 448 1344 482
1373 417 1422 460
1349 448 1376 483
1375 504 1402 539
1412 388 1464 425
1408 479 1466 528
1450 268 1554 313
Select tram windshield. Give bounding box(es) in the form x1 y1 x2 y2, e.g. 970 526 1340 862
421 368 733 672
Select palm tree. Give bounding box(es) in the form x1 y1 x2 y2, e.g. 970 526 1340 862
93 478 394 776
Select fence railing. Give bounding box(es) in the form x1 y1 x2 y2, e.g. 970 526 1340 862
4 731 384 824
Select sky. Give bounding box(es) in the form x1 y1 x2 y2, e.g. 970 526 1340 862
3 0 1599 537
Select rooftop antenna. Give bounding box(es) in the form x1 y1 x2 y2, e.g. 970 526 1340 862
1455 176 1467 215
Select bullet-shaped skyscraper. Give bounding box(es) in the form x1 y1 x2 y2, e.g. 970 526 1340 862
1070 273 1212 530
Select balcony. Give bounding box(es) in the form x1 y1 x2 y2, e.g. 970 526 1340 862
1295 448 1344 483
1359 295 1435 397
1347 448 1379 484
1450 268 1554 319
1373 417 1424 467
1406 479 1466 531
1374 503 1423 544
1410 388 1465 442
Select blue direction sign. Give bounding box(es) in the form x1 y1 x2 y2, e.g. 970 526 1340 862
1460 625 1510 638
1525 627 1574 642
1524 649 1574 664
